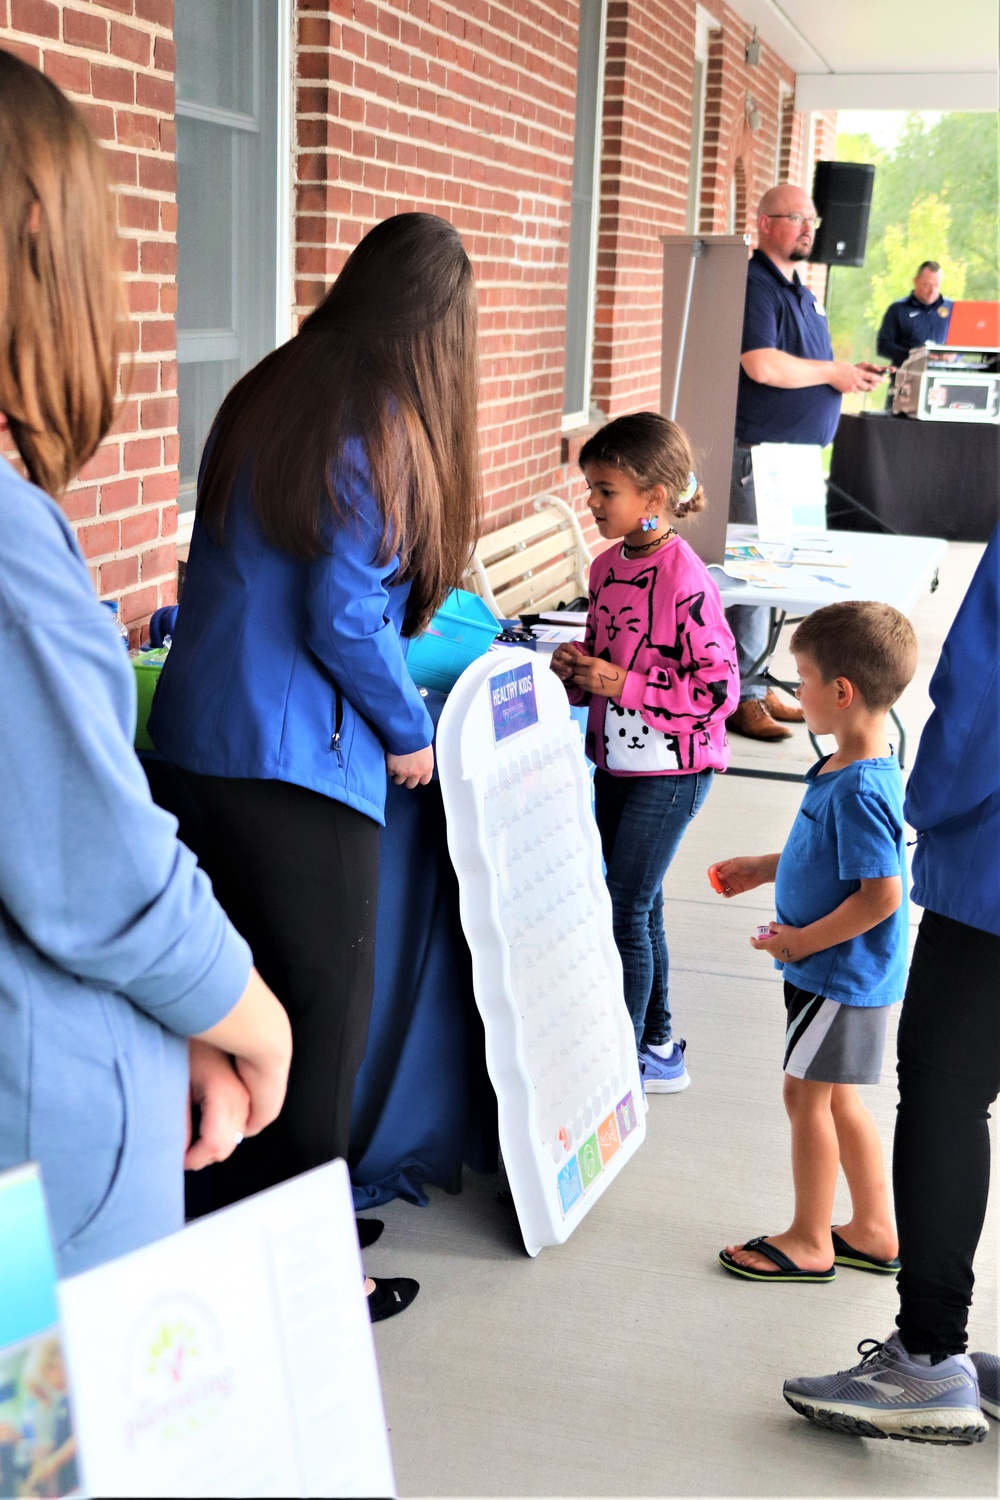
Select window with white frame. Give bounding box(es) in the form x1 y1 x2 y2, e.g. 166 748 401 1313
562 0 608 427
175 0 290 521
685 8 713 232
803 112 818 195
775 83 792 183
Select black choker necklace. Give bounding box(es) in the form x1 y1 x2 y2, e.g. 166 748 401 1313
623 526 676 556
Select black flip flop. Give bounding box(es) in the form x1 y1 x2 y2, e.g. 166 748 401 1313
832 1229 900 1274
719 1234 836 1282
366 1276 420 1322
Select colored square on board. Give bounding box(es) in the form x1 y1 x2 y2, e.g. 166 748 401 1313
616 1092 638 1140
597 1113 621 1165
557 1158 583 1216
577 1134 602 1190
489 662 539 743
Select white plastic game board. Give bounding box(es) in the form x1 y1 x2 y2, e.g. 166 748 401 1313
437 648 645 1255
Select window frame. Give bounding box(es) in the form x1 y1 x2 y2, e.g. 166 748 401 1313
561 0 609 432
174 0 293 548
685 7 713 234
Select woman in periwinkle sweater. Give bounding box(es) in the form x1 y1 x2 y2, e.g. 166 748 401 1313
0 51 290 1277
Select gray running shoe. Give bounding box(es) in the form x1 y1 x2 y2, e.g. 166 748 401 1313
970 1352 999 1420
783 1331 988 1444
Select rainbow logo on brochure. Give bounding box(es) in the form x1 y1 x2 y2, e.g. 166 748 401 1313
555 1092 638 1217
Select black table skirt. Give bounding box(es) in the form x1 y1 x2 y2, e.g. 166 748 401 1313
829 412 998 542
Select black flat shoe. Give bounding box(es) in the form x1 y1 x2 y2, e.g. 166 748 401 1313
356 1217 384 1249
366 1277 419 1322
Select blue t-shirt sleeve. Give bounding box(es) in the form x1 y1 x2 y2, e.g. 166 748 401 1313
833 786 902 881
741 276 779 354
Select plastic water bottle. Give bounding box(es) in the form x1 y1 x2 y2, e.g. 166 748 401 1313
101 598 130 649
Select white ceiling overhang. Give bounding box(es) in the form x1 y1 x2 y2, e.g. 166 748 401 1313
728 0 999 111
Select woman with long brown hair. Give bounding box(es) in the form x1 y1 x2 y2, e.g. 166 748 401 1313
150 212 482 1318
0 50 291 1275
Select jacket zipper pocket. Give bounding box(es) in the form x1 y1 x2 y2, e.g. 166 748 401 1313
330 687 344 767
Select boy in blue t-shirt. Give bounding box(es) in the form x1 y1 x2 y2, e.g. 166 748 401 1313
709 601 918 1282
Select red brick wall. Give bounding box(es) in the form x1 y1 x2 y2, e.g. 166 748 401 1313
592 0 799 427
1 0 178 643
2 0 831 586
293 0 580 529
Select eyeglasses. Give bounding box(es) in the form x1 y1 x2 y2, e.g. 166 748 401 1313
766 213 821 228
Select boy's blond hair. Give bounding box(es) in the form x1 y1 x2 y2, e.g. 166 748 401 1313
790 601 918 711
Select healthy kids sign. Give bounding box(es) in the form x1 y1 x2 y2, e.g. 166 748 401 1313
489 662 538 743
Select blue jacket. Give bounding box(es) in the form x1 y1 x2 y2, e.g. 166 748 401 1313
0 457 250 1275
877 293 953 366
905 526 1000 937
150 439 434 827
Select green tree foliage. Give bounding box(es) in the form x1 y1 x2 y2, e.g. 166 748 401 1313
868 196 966 333
826 112 999 362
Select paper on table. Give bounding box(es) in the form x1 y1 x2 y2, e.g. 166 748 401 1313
751 443 827 539
59 1161 394 1500
535 610 589 627
531 624 586 643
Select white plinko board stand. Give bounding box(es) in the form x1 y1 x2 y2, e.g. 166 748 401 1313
437 648 645 1256
59 1161 394 1499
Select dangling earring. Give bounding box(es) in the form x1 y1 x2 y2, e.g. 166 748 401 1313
640 514 659 533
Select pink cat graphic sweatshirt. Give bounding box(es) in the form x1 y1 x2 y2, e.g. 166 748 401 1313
566 536 739 776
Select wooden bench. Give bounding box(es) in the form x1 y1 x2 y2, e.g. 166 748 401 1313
466 497 592 618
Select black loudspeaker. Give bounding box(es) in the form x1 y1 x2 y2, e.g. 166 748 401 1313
809 161 875 268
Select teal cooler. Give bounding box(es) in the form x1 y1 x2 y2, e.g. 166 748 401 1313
405 588 500 693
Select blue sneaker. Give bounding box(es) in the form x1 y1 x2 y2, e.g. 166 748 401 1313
638 1040 690 1094
783 1332 988 1444
970 1352 999 1419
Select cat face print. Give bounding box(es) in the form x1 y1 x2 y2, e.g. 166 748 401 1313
594 566 656 669
604 703 683 772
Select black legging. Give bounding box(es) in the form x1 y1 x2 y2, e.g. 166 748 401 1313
894 908 1000 1356
187 774 380 1206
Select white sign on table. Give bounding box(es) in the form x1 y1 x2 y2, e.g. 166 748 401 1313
751 443 827 539
438 649 645 1258
59 1161 394 1500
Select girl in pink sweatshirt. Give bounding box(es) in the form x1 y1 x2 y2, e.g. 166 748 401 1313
552 412 738 1092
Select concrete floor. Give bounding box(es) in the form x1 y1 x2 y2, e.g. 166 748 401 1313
366 541 998 1498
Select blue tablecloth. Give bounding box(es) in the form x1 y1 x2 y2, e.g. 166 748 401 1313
349 695 498 1207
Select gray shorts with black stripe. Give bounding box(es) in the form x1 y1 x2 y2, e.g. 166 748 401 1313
783 981 890 1084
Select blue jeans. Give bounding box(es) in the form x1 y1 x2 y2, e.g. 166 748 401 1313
727 444 768 702
595 767 714 1048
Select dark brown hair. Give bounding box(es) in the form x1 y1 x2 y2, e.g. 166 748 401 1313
790 601 918 710
915 260 941 276
198 212 481 634
0 49 127 496
578 411 706 519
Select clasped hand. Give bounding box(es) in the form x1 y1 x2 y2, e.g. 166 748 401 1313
550 644 624 698
749 922 804 964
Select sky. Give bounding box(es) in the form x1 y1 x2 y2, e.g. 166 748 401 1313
836 110 943 150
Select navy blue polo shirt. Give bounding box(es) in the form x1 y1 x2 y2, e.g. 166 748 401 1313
736 249 840 447
876 293 953 366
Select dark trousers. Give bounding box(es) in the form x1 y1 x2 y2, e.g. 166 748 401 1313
187 774 380 1206
726 443 768 702
894 909 1000 1356
594 767 713 1047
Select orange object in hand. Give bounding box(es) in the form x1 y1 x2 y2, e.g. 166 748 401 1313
707 865 725 894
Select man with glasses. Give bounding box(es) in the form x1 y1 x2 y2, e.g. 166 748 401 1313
727 183 886 742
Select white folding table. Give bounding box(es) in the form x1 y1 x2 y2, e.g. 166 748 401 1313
710 525 947 781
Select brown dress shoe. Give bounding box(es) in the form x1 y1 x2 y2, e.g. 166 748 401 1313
764 688 805 724
727 699 792 741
